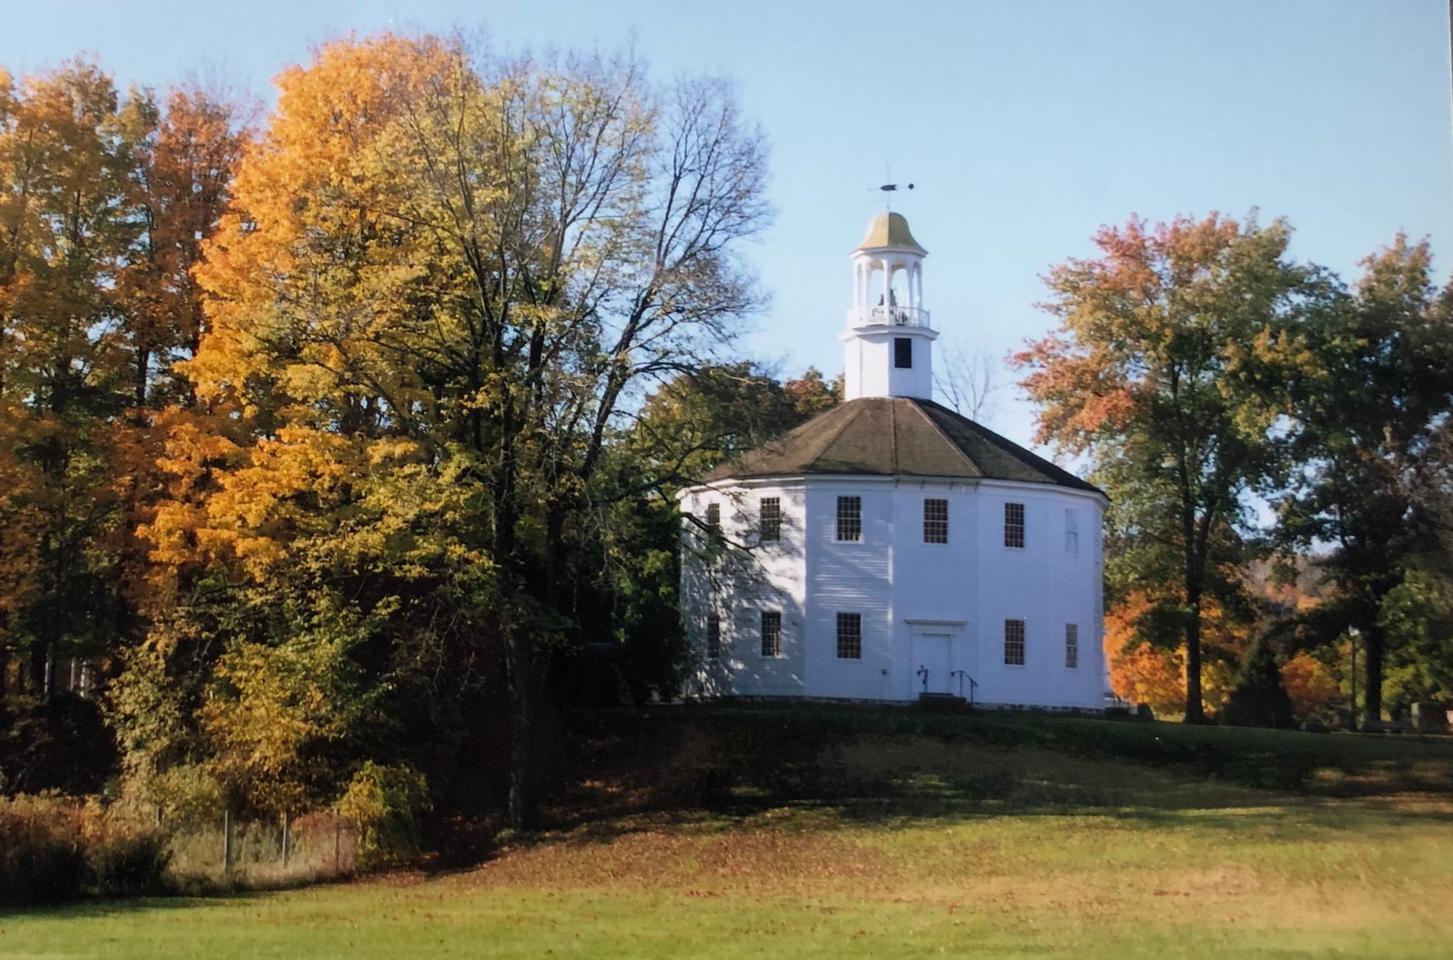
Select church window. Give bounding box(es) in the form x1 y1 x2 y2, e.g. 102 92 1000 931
1065 508 1079 556
1065 623 1079 669
707 613 721 660
836 496 862 542
836 612 862 659
1004 502 1025 548
761 611 782 657
705 502 721 531
894 337 913 368
760 497 781 542
923 498 948 543
1004 618 1026 666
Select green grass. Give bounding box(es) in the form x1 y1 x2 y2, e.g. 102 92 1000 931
3 706 1452 959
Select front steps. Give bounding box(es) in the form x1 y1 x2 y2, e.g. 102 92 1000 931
917 692 970 712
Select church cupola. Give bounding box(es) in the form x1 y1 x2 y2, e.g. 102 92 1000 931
842 211 938 401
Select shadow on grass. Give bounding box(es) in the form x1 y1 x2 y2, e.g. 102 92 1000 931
541 701 1453 847
1 890 260 921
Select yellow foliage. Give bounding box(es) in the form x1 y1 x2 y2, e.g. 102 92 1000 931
1281 651 1339 717
1103 592 1248 718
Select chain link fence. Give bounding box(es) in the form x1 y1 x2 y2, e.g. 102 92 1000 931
166 811 357 887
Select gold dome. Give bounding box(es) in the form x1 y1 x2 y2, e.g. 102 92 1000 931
855 211 926 255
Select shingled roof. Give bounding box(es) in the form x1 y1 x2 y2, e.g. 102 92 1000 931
704 396 1102 494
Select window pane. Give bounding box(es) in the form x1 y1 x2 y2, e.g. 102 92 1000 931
836 496 862 542
1065 623 1078 669
923 498 948 543
1004 618 1026 666
705 502 721 531
1065 508 1078 556
894 337 913 369
707 613 721 660
760 496 781 542
836 612 862 659
1004 502 1025 548
761 611 782 657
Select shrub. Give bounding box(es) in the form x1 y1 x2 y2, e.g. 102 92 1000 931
1220 637 1295 729
0 795 174 903
82 807 170 897
334 762 430 870
0 795 86 904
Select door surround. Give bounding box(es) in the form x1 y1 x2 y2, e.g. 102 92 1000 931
905 618 967 699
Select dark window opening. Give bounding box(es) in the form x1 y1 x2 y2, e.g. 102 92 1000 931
894 337 913 369
923 498 948 543
1004 502 1025 548
1004 619 1026 666
760 497 781 542
836 496 862 542
761 611 782 657
836 612 862 659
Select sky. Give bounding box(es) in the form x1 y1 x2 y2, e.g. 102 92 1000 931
5 0 1451 447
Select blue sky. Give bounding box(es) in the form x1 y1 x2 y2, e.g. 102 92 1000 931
6 0 1451 446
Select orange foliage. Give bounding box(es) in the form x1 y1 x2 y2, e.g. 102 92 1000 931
1103 592 1247 718
1280 651 1339 717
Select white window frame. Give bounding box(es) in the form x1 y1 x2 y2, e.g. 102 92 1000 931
760 496 782 543
922 497 949 544
835 495 862 543
1004 618 1026 666
835 612 863 660
760 610 783 658
1065 623 1078 669
1004 502 1025 549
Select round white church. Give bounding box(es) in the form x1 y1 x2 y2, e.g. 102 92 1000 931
678 211 1109 709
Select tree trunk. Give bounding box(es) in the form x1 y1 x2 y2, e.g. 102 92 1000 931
1183 595 1205 723
505 627 536 830
1362 624 1385 728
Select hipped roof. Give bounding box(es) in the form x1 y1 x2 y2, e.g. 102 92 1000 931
704 396 1102 494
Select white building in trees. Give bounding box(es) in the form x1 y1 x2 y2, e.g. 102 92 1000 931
679 212 1108 708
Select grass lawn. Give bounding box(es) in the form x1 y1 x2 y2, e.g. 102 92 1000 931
3 706 1452 959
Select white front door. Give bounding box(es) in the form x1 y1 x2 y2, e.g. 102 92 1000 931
913 632 952 695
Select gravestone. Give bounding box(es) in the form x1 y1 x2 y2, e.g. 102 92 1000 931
1410 702 1449 734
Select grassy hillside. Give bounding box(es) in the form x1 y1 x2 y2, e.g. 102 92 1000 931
3 706 1451 959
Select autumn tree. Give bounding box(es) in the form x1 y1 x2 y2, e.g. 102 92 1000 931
0 58 246 791
174 34 769 825
1017 212 1336 722
1276 236 1453 725
0 62 178 718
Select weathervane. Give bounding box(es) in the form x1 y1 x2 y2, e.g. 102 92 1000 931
878 165 915 209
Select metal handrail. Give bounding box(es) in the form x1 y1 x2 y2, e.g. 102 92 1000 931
918 665 978 706
848 305 933 329
949 669 978 707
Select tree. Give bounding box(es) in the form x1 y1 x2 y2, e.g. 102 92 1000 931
934 339 998 421
1016 212 1336 722
0 59 247 793
1277 235 1453 726
180 34 769 825
0 61 139 704
1219 635 1295 729
568 363 839 705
